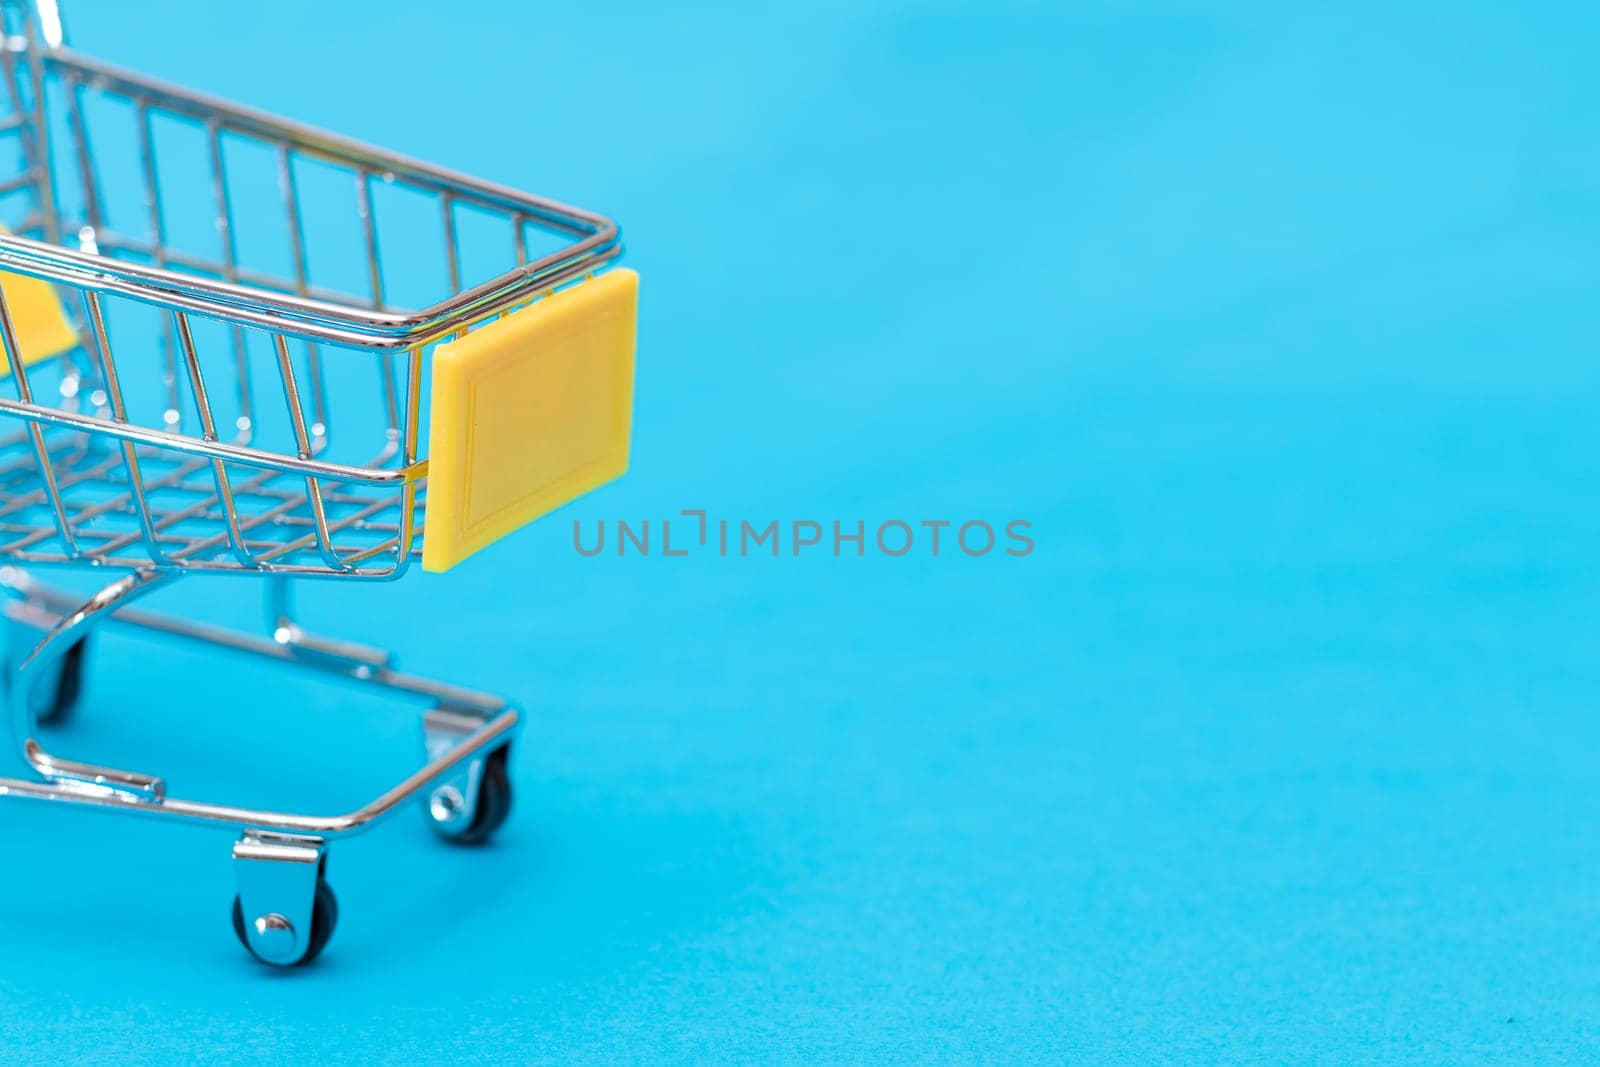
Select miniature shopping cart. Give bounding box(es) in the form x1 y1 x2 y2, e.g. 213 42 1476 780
0 1 637 965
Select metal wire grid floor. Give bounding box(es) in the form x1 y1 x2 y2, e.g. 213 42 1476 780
0 422 424 573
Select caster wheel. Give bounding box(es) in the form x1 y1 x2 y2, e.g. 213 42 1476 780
231 877 339 967
33 637 87 724
433 744 513 845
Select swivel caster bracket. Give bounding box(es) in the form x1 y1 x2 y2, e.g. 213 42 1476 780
423 707 513 844
232 832 334 967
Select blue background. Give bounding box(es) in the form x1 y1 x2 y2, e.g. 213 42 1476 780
3 0 1599 1060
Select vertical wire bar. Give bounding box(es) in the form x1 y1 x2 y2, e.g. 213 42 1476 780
403 341 425 467
377 341 400 454
273 334 343 570
357 169 401 447
356 168 384 309
442 193 461 294
174 311 252 565
423 196 458 558
47 73 98 401
206 121 252 443
81 291 163 562
277 145 309 288
0 48 32 223
276 143 327 452
512 212 528 266
393 343 424 564
304 336 327 446
62 74 102 242
0 285 76 555
20 14 59 246
0 11 35 240
134 100 181 433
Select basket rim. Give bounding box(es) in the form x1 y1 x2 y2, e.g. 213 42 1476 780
0 44 622 351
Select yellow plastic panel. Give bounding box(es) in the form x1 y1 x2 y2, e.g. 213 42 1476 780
423 268 638 572
0 256 78 375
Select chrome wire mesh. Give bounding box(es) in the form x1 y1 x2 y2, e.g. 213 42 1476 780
0 1 619 579
0 421 425 572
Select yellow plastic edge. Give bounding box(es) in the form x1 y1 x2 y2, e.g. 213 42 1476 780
422 267 638 572
0 226 79 375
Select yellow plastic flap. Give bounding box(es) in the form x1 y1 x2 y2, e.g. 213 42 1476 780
0 241 78 375
423 268 638 572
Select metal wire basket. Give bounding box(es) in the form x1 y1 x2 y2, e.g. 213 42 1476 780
0 0 637 966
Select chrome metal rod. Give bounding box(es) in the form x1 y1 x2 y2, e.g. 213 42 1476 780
0 395 423 485
0 284 77 556
173 310 251 565
0 566 517 838
0 706 516 837
79 291 164 558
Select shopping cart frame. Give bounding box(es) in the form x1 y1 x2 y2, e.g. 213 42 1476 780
0 1 631 966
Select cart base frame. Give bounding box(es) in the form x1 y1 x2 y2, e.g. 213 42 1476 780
0 566 521 965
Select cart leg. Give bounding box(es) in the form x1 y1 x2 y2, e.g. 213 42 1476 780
232 832 338 967
422 707 514 844
0 568 173 783
1 591 86 725
262 578 516 845
265 576 393 676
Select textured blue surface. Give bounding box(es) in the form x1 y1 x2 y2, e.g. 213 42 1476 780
5 1 1600 1060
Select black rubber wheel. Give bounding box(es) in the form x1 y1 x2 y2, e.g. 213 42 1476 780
447 744 513 846
231 877 339 967
34 637 87 725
